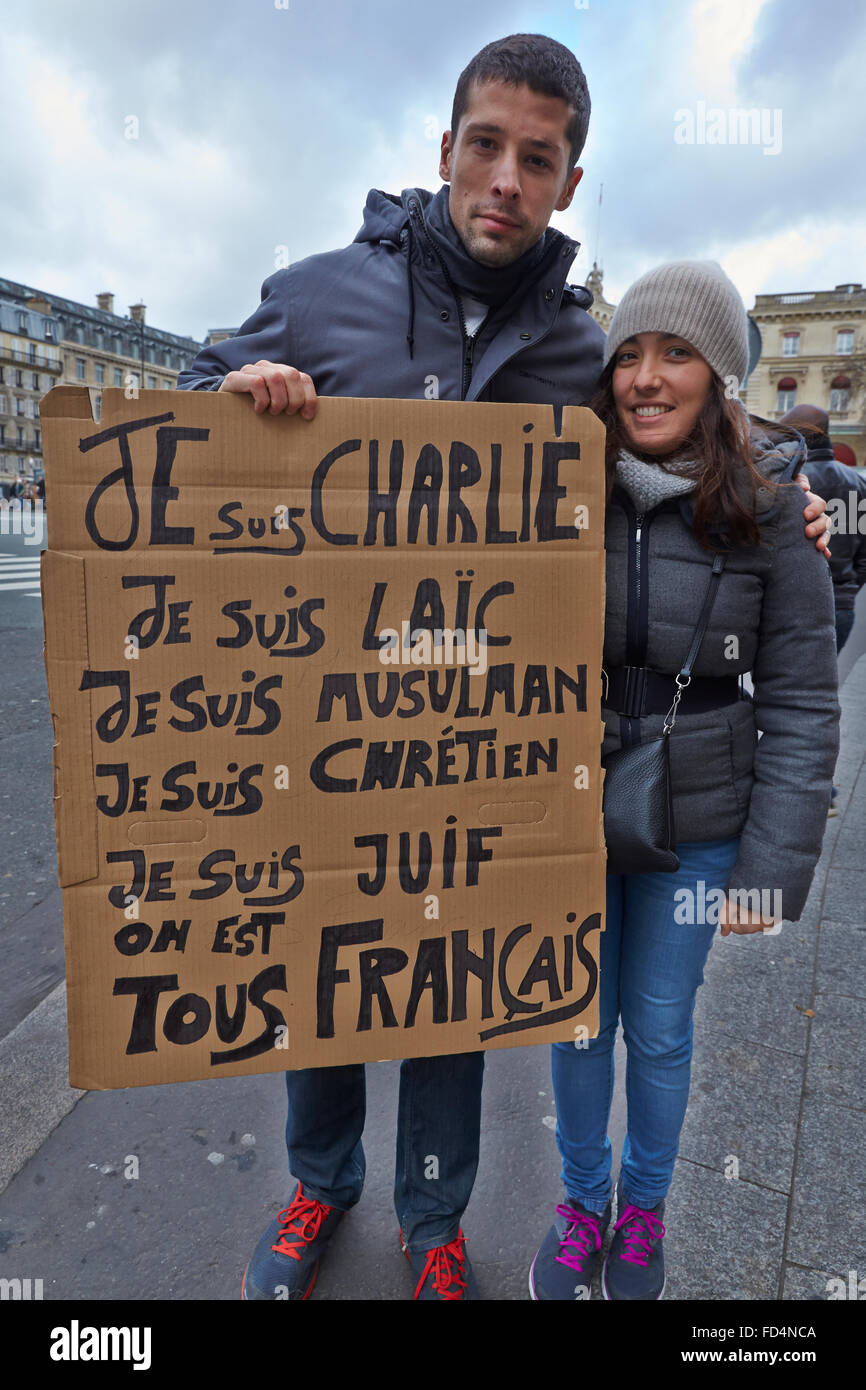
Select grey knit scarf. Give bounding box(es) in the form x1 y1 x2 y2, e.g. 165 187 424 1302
614 447 700 513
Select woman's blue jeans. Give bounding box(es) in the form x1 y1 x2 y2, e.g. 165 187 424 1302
551 836 741 1213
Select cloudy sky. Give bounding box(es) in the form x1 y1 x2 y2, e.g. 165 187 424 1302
2 0 863 343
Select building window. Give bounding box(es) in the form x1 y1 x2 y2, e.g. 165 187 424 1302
96 331 104 349
830 375 851 413
16 397 24 416
45 322 54 340
15 370 22 387
777 377 797 412
95 362 105 385
0 425 4 445
34 428 41 449
76 358 86 381
782 331 800 356
836 329 854 355
32 372 39 389
17 426 24 445
162 378 172 389
114 367 123 387
147 375 157 390
17 313 27 333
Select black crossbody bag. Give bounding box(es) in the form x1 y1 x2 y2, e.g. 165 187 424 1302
601 553 728 875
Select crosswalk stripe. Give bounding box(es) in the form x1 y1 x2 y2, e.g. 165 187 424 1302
0 580 43 592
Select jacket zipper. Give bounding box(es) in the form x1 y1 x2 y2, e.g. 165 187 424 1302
408 200 475 400
463 333 476 400
621 498 661 747
407 196 573 401
634 511 645 629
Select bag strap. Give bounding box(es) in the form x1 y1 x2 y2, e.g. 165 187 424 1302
663 552 728 734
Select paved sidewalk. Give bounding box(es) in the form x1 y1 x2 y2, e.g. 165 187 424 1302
0 657 863 1301
665 651 866 1300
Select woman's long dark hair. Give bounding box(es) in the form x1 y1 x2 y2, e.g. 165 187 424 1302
590 362 794 550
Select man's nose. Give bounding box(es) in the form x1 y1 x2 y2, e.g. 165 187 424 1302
491 150 521 200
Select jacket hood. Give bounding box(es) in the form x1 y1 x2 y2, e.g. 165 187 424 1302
352 185 592 362
675 415 807 534
749 417 806 491
352 186 592 304
353 188 410 248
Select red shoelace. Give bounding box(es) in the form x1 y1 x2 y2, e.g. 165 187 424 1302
271 1185 333 1262
413 1232 469 1300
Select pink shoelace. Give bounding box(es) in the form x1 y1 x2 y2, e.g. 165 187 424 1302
613 1204 666 1266
554 1202 604 1273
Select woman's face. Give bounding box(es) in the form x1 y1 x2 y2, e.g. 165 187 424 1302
612 331 714 457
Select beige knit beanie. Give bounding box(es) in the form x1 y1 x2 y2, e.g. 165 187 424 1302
603 260 749 388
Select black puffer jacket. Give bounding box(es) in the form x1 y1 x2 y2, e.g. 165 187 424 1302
602 421 840 919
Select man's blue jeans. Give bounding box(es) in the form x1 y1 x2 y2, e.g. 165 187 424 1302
551 836 741 1213
285 1051 484 1253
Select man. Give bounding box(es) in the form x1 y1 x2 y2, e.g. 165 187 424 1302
781 404 866 814
178 32 830 1301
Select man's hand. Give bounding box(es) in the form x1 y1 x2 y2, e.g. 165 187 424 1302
217 361 318 418
795 472 832 557
718 896 780 937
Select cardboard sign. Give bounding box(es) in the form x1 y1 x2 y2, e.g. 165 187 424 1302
40 387 607 1089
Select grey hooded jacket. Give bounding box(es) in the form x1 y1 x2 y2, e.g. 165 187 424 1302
603 422 840 920
177 186 605 405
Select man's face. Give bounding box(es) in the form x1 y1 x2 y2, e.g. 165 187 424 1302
439 78 583 266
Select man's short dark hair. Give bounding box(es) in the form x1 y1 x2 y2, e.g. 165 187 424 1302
451 33 591 172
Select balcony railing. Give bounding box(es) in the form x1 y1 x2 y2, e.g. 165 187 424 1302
0 345 62 371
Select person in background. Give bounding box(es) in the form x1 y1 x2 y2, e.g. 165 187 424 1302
780 405 866 815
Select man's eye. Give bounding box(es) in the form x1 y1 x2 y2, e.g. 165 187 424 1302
528 156 550 168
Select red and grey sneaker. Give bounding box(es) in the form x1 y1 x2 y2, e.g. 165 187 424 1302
401 1229 480 1300
242 1182 344 1301
602 1187 666 1300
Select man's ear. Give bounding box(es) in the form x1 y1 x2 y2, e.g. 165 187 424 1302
556 165 583 213
439 130 453 182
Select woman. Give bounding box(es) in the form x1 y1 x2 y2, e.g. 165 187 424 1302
529 260 840 1301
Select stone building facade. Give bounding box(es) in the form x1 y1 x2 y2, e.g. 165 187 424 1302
746 282 865 467
0 276 203 486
